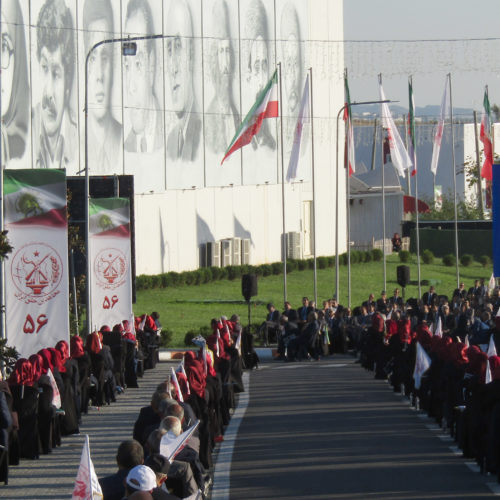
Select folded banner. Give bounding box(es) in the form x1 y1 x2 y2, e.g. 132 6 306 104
4 169 69 357
89 198 132 330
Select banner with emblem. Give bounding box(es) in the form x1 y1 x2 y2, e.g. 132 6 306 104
4 169 69 357
89 198 132 330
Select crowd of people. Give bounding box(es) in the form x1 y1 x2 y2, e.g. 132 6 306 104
0 313 162 487
99 314 248 499
266 278 500 482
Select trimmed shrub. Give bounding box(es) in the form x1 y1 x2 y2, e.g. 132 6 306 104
327 256 336 267
339 253 348 266
422 249 434 265
297 259 307 271
198 325 211 338
184 330 198 346
460 254 473 267
307 258 315 270
218 267 228 280
136 275 151 290
226 265 241 280
371 248 383 262
210 266 222 280
286 260 298 273
479 255 491 267
399 250 411 263
363 251 372 263
317 256 328 269
350 251 360 264
271 262 283 275
259 264 273 277
159 328 173 347
183 271 196 285
442 253 455 267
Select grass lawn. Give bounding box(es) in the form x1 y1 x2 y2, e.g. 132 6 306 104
134 254 492 347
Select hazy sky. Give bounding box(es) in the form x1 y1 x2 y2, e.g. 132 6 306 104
343 0 500 114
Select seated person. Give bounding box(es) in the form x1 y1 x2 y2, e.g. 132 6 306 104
392 232 402 252
259 303 281 345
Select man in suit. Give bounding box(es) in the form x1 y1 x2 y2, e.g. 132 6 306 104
165 0 201 162
389 288 404 308
422 285 438 307
453 282 467 300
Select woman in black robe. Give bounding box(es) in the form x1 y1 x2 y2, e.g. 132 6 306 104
70 335 91 416
38 348 61 448
0 379 16 484
86 332 106 407
55 341 79 435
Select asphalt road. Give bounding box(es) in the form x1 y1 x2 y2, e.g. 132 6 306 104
223 356 498 499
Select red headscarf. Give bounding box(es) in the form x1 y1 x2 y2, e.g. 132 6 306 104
86 331 103 354
397 318 413 344
100 325 111 334
121 320 136 342
176 370 191 400
371 312 385 333
48 347 66 373
70 335 85 359
55 340 70 361
38 348 53 374
8 358 34 386
184 351 206 398
29 354 43 382
416 323 432 349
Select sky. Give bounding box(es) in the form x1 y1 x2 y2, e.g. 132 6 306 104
343 0 500 114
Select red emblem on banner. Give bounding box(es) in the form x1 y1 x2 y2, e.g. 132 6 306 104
94 248 127 290
11 243 63 304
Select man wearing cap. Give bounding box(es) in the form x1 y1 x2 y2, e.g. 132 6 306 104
124 465 157 497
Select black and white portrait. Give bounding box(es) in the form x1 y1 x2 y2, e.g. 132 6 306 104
123 0 163 154
1 0 29 168
32 0 78 170
204 0 239 156
165 0 201 163
83 0 123 175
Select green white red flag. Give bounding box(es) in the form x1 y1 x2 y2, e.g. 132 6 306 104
480 86 493 181
4 169 69 357
89 198 132 329
221 70 278 164
344 75 355 176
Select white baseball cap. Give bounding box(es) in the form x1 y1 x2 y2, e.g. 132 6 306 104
126 465 157 492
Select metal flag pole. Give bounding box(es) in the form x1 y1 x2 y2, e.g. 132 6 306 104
448 73 460 287
278 62 287 303
335 106 342 302
379 74 387 293
0 0 4 344
309 68 317 306
345 70 352 307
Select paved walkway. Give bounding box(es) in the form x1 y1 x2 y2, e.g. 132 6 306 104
4 362 175 499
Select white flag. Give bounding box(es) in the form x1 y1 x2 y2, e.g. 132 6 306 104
235 329 242 355
489 274 496 294
182 490 203 500
432 315 442 338
464 334 470 348
413 342 431 390
47 368 61 409
160 421 200 461
379 81 413 176
486 358 493 384
488 335 498 357
286 74 310 181
72 435 103 500
170 367 184 403
176 359 191 396
430 76 450 175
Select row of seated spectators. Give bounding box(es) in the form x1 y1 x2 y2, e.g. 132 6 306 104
0 313 162 486
353 282 500 483
98 314 253 499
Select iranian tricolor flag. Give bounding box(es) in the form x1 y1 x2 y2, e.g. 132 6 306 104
344 75 355 176
89 198 132 330
480 86 493 181
408 80 417 176
221 69 278 164
3 169 69 357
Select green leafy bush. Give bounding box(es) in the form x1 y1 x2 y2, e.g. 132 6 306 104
159 328 173 347
136 275 152 290
371 249 383 262
317 256 328 269
339 253 348 266
350 251 360 264
258 264 273 277
363 251 372 263
422 249 434 265
327 256 336 267
286 260 298 273
399 250 411 263
297 259 307 271
460 254 473 267
479 255 491 267
442 254 455 267
271 262 283 275
307 258 315 270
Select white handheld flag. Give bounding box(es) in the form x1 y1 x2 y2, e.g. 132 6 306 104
433 315 442 338
160 421 200 461
235 329 242 355
464 334 470 348
489 274 496 294
430 76 450 175
379 81 413 176
176 360 190 396
413 342 431 390
488 335 498 357
170 367 184 403
486 358 493 384
72 435 103 500
47 368 61 409
286 74 310 181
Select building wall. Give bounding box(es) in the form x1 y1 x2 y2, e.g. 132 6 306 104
2 0 344 274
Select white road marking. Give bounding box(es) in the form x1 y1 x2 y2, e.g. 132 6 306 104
465 462 481 473
212 371 250 500
449 446 462 456
486 482 500 495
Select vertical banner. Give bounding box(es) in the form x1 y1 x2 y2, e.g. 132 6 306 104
4 169 69 357
492 164 500 277
89 198 132 329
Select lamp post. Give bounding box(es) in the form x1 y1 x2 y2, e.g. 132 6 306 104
335 99 394 307
84 34 167 334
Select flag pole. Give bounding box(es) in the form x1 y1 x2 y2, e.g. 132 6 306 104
449 73 460 287
345 69 351 308
335 107 342 302
278 63 287 303
309 68 317 306
379 74 387 293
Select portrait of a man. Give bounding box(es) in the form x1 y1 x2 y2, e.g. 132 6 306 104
1 0 29 167
280 2 303 152
32 0 77 170
244 0 275 151
166 0 201 162
205 0 239 156
123 0 163 153
83 0 122 174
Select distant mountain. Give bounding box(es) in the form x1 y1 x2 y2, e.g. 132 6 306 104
352 103 474 122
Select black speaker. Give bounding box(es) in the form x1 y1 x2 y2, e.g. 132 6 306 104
242 274 258 301
397 265 410 288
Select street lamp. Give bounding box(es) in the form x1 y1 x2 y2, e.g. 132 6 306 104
84 34 167 334
335 99 394 308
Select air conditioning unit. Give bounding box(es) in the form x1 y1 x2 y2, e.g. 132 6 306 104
206 241 221 267
287 232 301 259
242 238 251 265
232 237 242 266
221 239 233 267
